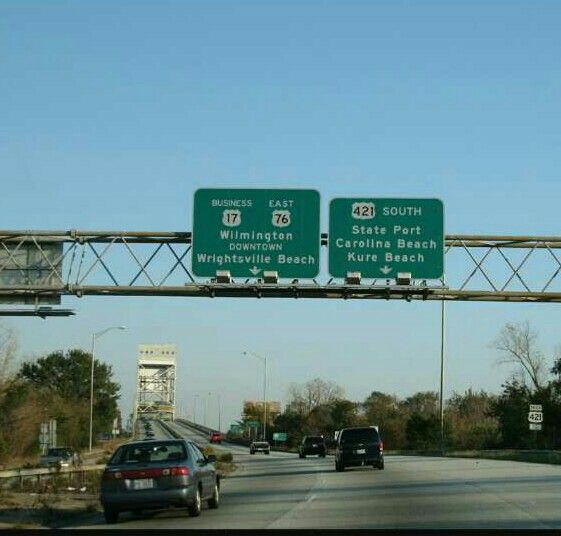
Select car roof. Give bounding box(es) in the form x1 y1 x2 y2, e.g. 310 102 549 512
340 426 377 431
125 439 186 447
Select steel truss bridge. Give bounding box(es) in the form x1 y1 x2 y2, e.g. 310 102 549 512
2 230 561 308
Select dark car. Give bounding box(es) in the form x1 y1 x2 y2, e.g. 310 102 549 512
39 447 81 468
100 439 220 523
249 441 270 455
299 436 326 458
335 426 384 472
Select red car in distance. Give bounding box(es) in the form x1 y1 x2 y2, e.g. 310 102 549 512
209 432 223 444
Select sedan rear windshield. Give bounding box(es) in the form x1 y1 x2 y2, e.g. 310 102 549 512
340 428 380 444
253 442 269 447
305 437 324 444
111 441 187 464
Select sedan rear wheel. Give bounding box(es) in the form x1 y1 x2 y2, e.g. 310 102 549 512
208 482 220 509
188 487 202 517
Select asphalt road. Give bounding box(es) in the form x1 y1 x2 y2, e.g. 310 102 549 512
74 425 561 530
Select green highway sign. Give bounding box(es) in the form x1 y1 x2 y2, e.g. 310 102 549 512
329 198 444 279
229 425 243 434
192 188 320 278
272 432 288 442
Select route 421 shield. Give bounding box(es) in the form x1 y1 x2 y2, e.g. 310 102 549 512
528 411 543 424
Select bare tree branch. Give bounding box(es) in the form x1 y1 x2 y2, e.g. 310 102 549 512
493 320 545 392
286 378 344 415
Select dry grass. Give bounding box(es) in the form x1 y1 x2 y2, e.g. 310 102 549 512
0 490 102 528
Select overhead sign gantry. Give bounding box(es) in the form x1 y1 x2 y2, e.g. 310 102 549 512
2 189 561 305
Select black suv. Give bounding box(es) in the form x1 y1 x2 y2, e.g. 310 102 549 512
298 436 327 458
335 426 384 472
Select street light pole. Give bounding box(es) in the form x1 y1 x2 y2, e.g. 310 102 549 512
217 393 222 432
439 299 446 455
243 351 268 441
89 326 126 453
193 394 199 423
208 391 212 428
89 334 96 454
203 394 207 427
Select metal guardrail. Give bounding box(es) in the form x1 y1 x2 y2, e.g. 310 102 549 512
156 419 183 439
0 464 105 489
174 418 217 437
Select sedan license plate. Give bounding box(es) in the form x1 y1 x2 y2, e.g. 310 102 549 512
356 449 366 455
131 478 154 490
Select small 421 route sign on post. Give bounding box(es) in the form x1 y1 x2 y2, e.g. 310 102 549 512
328 198 444 280
192 188 320 278
528 404 543 431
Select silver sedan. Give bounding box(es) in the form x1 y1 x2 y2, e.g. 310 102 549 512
100 439 220 523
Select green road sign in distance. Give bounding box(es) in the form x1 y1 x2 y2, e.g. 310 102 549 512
246 420 260 429
329 198 444 279
192 189 320 278
273 432 288 441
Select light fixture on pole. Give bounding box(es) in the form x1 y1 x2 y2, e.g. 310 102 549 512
215 270 232 283
89 326 126 453
243 350 268 441
345 272 361 285
263 271 278 284
396 272 412 286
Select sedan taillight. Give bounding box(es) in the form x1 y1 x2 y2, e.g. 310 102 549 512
102 471 122 481
162 466 190 476
379 441 384 451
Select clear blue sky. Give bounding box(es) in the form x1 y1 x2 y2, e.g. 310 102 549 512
2 0 561 431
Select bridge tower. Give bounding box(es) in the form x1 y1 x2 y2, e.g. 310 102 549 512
134 344 177 422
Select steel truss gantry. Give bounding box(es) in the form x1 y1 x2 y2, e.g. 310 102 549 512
1 230 561 303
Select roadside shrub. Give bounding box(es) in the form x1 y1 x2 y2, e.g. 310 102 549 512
202 446 215 457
